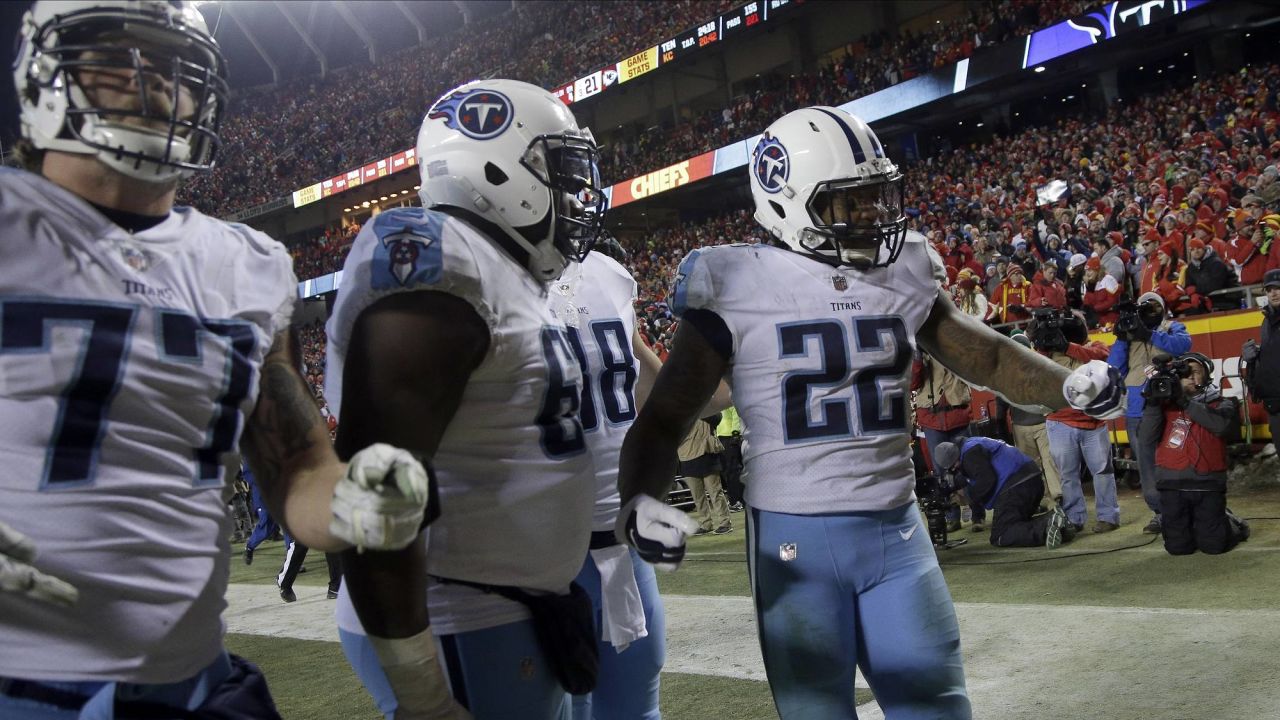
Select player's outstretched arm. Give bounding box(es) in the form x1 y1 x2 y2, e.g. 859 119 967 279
240 327 349 552
917 289 1070 412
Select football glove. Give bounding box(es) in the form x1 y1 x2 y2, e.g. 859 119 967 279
615 494 701 572
331 444 431 553
1063 360 1126 420
0 520 78 607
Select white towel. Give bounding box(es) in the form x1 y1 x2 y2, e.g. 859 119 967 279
590 544 648 653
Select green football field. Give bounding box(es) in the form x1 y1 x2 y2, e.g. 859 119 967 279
225 479 1280 720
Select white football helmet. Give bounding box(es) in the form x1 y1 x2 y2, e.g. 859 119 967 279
749 106 907 269
12 1 228 183
417 79 607 283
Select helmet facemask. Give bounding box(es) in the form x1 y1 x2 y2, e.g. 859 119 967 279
18 5 228 183
518 131 608 266
802 172 907 269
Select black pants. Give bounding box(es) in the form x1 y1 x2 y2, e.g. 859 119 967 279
1159 489 1241 555
989 476 1051 547
1269 412 1280 457
279 542 343 593
718 435 744 504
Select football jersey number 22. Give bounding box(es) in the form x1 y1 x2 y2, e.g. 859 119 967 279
778 316 910 442
1 299 256 488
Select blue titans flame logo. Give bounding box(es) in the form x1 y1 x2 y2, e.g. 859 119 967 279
427 88 514 140
753 133 789 194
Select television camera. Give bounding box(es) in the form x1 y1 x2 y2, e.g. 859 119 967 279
1142 353 1193 402
916 471 968 549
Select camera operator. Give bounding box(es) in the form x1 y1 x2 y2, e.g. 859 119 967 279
1032 310 1122 533
1137 353 1250 555
1242 270 1280 456
912 351 973 531
1108 292 1192 535
932 440 1075 549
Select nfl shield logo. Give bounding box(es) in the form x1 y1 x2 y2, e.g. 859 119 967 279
120 245 151 272
832 275 848 292
779 543 797 562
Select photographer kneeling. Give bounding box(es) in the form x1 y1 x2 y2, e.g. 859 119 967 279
933 439 1075 549
1137 353 1250 555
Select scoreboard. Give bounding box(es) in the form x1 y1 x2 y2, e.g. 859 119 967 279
552 0 804 105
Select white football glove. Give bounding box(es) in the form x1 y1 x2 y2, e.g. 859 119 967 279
1063 359 1127 420
0 520 78 607
615 494 701 572
330 444 431 552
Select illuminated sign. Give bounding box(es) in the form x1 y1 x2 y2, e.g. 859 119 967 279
608 151 716 207
619 47 659 83
1023 0 1209 68
292 150 419 208
721 1 762 39
292 183 322 208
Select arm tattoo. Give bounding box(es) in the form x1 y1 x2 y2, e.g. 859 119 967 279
241 339 324 487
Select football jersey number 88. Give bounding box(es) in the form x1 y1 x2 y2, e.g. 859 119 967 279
778 315 911 442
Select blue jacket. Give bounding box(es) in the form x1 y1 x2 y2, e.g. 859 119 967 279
958 437 1037 510
1106 321 1192 417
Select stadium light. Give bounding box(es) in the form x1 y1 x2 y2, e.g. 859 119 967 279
976 122 984 128
380 196 388 201
1033 66 1046 73
362 201 370 208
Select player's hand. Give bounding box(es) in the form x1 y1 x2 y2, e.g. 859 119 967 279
331 444 431 552
1063 359 1126 420
615 494 701 571
0 520 78 607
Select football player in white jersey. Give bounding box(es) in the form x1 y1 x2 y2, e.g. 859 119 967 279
615 107 1125 719
0 3 431 718
328 79 611 719
553 241 693 720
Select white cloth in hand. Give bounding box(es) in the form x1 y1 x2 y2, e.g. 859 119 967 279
0 520 77 606
590 544 647 652
331 443 430 552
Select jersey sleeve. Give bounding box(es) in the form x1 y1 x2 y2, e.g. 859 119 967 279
234 222 295 338
670 247 718 317
332 208 495 345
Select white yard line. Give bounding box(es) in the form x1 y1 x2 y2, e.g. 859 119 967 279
225 585 1280 720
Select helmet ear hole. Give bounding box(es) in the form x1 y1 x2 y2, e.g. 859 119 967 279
769 200 786 219
484 162 509 186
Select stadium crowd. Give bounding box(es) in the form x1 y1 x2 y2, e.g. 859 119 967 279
182 0 1096 218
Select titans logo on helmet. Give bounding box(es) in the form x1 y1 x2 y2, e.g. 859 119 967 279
427 88 514 140
753 133 789 194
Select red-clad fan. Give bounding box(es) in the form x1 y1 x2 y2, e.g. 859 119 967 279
1028 262 1068 311
1082 257 1121 328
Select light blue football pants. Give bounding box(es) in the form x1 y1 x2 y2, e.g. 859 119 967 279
747 502 971 719
570 546 664 720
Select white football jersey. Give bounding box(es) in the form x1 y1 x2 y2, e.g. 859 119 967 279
326 208 593 635
671 232 944 514
0 169 295 682
550 252 639 532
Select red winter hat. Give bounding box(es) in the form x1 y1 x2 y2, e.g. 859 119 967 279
1006 264 1025 278
1107 231 1124 246
1195 221 1212 236
1188 237 1206 250
1143 228 1163 243
1085 257 1102 270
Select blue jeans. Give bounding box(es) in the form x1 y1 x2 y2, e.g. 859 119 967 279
1046 421 1120 526
570 548 664 720
748 503 971 719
